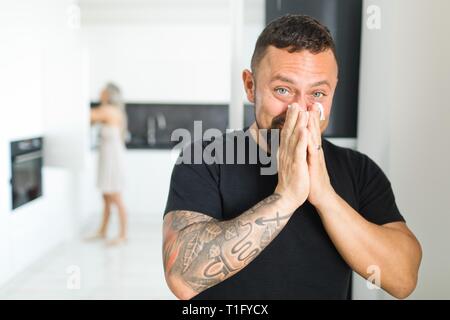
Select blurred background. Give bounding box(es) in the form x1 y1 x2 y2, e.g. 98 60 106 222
0 0 449 299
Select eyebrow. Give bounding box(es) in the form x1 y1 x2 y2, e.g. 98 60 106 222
270 75 331 89
270 74 297 84
310 80 331 88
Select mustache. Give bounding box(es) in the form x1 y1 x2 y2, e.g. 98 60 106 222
270 112 286 130
264 113 286 149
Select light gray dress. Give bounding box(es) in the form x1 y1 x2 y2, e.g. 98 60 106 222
97 125 126 193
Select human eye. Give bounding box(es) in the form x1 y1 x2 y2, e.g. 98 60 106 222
312 91 326 99
275 87 290 96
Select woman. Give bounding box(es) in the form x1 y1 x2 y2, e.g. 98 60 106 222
89 83 128 246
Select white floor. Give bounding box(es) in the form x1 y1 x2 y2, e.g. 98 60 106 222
0 217 175 300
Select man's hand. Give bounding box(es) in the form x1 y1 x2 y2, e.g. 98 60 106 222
274 103 310 213
271 103 421 300
306 103 336 207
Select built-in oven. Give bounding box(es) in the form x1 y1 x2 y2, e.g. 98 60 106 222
10 137 43 210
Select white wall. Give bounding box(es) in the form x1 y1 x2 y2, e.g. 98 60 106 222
354 0 393 300
388 0 450 299
0 0 87 286
80 0 264 103
81 0 228 103
357 0 450 299
79 0 266 217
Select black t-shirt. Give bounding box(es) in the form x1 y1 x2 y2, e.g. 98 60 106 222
164 129 404 299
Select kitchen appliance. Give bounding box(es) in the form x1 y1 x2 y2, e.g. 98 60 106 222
10 137 43 210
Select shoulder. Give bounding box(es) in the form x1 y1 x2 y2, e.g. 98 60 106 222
99 105 124 124
92 105 111 116
103 105 123 117
322 138 366 163
323 139 389 188
323 139 379 177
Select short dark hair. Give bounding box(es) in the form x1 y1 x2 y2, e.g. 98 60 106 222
251 14 337 73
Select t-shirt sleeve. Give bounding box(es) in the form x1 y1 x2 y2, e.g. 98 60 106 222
164 144 223 220
356 152 405 225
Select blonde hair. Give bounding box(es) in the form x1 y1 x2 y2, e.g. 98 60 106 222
104 82 128 141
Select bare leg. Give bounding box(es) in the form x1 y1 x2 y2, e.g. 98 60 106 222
106 192 128 246
98 194 112 236
84 194 111 241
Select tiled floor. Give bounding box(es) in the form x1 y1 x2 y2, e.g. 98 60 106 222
0 217 175 300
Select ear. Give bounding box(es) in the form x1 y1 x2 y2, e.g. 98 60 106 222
242 69 255 104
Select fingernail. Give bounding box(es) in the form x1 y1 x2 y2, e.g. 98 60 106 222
287 104 292 109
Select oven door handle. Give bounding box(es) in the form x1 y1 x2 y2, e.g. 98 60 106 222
13 151 43 164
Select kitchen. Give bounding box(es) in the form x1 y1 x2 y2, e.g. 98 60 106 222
0 0 449 301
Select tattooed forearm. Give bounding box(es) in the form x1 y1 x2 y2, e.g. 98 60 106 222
170 210 214 231
255 212 291 226
163 193 297 297
163 210 213 270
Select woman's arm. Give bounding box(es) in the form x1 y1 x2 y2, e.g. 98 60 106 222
90 107 107 124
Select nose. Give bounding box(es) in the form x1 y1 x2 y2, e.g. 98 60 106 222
289 98 308 112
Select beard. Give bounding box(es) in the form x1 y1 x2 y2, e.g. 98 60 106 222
254 109 286 153
270 111 286 130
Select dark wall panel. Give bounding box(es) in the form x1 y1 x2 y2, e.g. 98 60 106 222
265 0 362 137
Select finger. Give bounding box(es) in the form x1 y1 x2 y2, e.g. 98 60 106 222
308 103 322 146
308 128 327 167
308 128 329 172
280 103 300 149
312 102 322 131
295 127 309 163
289 110 309 153
307 128 319 160
276 147 280 172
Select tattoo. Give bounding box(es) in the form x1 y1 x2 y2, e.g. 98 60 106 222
162 210 213 271
162 193 294 294
255 212 291 227
260 224 277 248
171 210 213 231
231 221 259 262
247 193 281 213
224 225 238 240
181 223 222 273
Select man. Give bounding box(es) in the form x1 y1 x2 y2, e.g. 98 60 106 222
162 14 422 300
